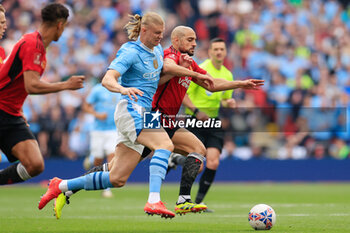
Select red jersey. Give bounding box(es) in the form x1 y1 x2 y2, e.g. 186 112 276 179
152 46 206 118
0 31 46 116
0 46 5 65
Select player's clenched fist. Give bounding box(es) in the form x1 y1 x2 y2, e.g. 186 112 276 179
66 75 85 90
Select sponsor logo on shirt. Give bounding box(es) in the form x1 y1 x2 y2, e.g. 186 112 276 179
178 77 191 89
143 69 161 81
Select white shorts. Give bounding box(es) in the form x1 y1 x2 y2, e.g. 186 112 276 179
90 130 117 159
114 99 145 154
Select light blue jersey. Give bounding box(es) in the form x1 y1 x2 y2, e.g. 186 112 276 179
86 83 121 131
108 38 164 108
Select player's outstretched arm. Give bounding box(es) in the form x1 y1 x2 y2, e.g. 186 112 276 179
161 58 214 87
23 70 84 94
197 77 264 92
101 69 143 101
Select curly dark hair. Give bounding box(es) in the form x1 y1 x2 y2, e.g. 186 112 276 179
41 3 69 24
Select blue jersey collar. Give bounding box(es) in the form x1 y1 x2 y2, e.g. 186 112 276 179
136 37 154 53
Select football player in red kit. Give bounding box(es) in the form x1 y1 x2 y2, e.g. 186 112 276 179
150 26 263 214
0 3 85 185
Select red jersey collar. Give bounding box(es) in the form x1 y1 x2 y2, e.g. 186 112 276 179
35 31 43 43
170 45 181 56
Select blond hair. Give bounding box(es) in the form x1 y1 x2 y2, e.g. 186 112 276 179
124 12 164 41
0 4 5 13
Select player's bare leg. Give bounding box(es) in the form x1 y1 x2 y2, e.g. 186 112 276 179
0 140 43 185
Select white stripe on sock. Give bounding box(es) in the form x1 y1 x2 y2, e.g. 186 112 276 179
103 163 109 172
148 192 160 203
59 180 68 192
65 190 74 197
16 163 31 181
177 195 191 204
188 152 205 163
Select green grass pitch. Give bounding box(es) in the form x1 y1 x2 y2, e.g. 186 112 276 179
0 183 350 232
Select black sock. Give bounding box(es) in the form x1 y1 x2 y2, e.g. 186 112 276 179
179 155 202 200
0 163 24 185
195 168 216 204
174 155 186 166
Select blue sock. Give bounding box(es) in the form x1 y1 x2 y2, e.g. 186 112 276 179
67 176 86 191
67 172 113 191
149 149 171 193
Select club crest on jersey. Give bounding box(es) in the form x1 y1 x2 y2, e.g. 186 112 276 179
168 54 176 60
34 53 41 65
153 59 158 69
0 57 2 64
41 60 46 70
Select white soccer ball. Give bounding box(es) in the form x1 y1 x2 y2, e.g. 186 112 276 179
248 204 276 230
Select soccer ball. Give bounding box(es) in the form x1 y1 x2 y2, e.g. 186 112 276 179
248 204 276 230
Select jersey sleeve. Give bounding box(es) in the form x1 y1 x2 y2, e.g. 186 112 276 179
86 86 99 105
164 50 179 63
108 44 136 76
192 61 207 75
222 72 234 99
21 40 45 73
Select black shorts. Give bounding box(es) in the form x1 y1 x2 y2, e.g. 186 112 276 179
0 109 36 162
141 126 180 158
187 117 224 153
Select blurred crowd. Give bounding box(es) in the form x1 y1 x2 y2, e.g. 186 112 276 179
1 0 350 160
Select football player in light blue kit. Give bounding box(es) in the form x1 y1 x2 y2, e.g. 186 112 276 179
39 12 176 218
83 82 121 198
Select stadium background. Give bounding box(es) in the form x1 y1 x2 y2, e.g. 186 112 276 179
1 0 350 181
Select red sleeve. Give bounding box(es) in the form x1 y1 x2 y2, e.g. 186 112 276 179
0 47 5 64
164 49 179 63
192 60 207 74
20 40 45 73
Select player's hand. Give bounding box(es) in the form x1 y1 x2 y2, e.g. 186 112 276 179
179 54 193 68
197 73 215 89
241 79 264 90
196 111 209 121
95 112 108 120
121 87 144 101
66 75 85 90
